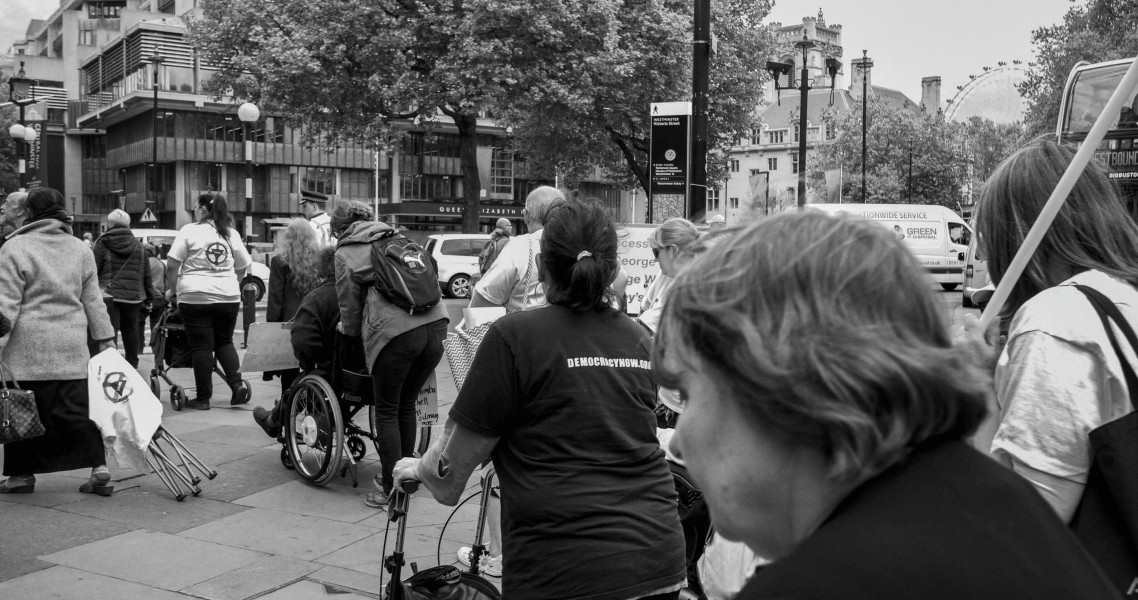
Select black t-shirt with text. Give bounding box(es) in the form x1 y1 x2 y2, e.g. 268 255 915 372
449 305 686 600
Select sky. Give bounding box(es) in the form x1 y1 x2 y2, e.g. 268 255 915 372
765 0 1074 105
2 0 1076 107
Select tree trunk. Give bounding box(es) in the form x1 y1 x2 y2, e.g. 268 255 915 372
455 111 481 233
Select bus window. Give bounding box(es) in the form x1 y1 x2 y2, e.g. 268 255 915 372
1065 63 1128 133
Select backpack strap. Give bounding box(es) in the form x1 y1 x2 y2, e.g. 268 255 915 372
1073 284 1138 412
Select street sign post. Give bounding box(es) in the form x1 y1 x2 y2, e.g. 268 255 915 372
649 101 692 224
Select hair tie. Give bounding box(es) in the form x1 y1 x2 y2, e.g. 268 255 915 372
576 251 593 262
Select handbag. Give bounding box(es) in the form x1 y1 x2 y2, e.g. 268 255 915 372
0 361 44 445
1069 284 1138 592
443 322 495 393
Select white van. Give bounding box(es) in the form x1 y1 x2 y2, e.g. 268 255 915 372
806 204 972 290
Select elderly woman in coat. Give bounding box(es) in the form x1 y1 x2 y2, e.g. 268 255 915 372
0 187 116 495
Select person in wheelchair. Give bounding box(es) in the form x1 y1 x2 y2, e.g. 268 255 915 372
254 247 340 437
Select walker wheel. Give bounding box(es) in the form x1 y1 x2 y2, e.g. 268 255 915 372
280 447 295 470
347 436 367 461
170 386 185 411
150 376 161 398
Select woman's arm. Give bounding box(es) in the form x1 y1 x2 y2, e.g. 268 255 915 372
393 418 499 505
335 252 364 337
165 257 182 300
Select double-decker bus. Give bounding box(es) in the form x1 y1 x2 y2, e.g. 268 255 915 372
1056 58 1138 219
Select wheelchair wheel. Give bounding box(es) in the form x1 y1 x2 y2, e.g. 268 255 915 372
150 375 161 398
280 447 295 470
347 435 367 461
285 374 344 487
367 406 433 458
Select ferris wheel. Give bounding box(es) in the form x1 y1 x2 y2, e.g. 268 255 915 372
943 61 1031 124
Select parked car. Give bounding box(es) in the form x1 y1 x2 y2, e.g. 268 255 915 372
961 235 989 308
131 228 271 301
424 233 492 299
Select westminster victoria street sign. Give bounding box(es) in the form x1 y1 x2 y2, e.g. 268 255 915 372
649 102 691 220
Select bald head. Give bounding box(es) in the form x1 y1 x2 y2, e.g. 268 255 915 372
496 217 511 230
524 186 565 229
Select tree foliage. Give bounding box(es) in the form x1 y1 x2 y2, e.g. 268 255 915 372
0 74 21 196
475 0 773 193
816 98 967 207
1020 0 1138 136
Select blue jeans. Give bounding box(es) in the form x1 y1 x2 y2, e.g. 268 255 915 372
179 302 241 400
371 320 446 492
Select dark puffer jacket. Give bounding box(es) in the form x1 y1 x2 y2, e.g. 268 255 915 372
93 227 153 303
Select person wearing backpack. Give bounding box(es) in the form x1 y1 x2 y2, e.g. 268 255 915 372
330 201 449 508
478 218 513 276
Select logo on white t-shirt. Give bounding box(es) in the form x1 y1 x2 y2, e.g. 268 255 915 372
205 242 229 266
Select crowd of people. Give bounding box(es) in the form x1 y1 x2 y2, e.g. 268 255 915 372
2 134 1138 598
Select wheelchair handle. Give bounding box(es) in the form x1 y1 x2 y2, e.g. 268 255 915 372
400 480 420 494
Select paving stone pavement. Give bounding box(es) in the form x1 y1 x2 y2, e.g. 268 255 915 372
0 326 496 600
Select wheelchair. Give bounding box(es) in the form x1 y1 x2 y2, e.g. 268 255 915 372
278 334 433 487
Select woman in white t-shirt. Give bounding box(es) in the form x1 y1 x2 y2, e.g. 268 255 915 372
974 139 1138 524
164 193 253 410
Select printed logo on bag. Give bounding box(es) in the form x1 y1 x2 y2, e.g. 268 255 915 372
402 249 428 273
102 372 133 404
205 242 229 266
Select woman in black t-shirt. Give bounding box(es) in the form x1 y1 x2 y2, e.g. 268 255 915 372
394 200 686 600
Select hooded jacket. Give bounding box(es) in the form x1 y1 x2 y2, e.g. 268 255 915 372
93 226 153 303
0 218 115 380
334 221 448 369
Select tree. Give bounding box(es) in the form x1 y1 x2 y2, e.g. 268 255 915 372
816 97 967 207
0 73 22 196
191 0 504 232
464 0 773 194
955 116 1030 202
1020 0 1138 136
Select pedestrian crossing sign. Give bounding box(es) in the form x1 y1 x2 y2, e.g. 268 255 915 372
141 207 158 223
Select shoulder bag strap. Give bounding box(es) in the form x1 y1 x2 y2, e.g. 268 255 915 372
104 246 135 288
1074 284 1138 412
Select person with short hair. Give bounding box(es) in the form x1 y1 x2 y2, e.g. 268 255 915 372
1 192 28 245
394 200 686 599
0 187 116 495
469 186 565 312
656 210 1120 599
478 217 514 276
165 193 253 410
299 189 333 247
93 208 154 368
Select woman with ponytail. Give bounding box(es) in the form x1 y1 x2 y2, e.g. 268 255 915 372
393 200 685 599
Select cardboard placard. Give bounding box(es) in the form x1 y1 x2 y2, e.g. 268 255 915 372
416 372 439 427
241 322 299 373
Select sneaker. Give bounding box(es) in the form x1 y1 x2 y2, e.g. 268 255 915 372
230 381 250 406
456 547 503 577
184 398 211 411
253 407 281 438
364 489 390 508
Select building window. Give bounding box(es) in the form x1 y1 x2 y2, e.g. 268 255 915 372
490 149 513 196
749 128 762 145
88 1 125 18
792 153 800 174
750 169 763 177
708 187 720 211
401 174 451 200
298 166 337 196
825 123 836 141
767 130 786 144
729 197 740 210
729 159 739 173
767 158 777 171
79 30 96 46
194 163 223 191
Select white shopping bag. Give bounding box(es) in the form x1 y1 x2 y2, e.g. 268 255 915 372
88 349 163 471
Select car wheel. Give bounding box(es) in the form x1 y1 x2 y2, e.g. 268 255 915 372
448 274 472 299
243 276 266 301
940 283 958 292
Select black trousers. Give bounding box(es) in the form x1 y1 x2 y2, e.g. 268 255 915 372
106 300 142 368
179 302 241 400
137 299 166 349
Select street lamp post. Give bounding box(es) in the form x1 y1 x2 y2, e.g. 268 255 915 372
860 50 870 203
7 61 38 192
237 102 260 243
237 102 259 349
766 36 840 210
149 54 164 220
907 138 914 203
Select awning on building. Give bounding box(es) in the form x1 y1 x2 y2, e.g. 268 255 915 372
379 201 523 219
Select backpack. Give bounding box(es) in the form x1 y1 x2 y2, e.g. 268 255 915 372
370 232 441 314
477 236 505 275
